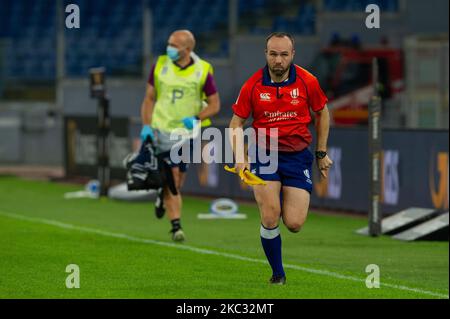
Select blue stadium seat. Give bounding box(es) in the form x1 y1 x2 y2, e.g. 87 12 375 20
323 0 398 12
1 0 56 79
1 0 234 80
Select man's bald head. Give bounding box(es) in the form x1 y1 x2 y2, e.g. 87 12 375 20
168 30 196 51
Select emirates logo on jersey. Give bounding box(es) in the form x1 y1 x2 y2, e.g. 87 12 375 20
264 111 298 122
290 88 299 98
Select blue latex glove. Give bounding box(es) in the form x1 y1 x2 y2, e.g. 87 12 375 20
140 125 154 142
182 116 199 130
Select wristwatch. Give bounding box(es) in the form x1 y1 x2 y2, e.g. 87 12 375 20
315 151 327 159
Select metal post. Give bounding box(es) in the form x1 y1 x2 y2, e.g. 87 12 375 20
368 58 382 236
89 67 110 197
97 97 110 197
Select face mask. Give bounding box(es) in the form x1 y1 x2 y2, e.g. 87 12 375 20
166 46 180 61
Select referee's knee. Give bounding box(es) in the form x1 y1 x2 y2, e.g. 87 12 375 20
285 221 302 233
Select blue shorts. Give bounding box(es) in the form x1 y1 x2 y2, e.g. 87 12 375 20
250 148 314 193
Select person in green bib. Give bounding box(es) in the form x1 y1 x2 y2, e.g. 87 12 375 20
140 30 221 242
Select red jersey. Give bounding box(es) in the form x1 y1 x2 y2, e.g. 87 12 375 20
232 64 328 152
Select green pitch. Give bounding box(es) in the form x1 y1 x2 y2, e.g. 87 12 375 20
0 176 448 299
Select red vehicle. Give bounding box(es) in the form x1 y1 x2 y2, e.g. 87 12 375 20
311 44 404 125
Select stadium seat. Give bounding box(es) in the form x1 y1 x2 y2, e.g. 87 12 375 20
323 0 398 12
0 0 282 80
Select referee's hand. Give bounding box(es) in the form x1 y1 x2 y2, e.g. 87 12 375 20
235 162 250 175
317 155 333 178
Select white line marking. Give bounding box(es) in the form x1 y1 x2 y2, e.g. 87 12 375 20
0 210 448 299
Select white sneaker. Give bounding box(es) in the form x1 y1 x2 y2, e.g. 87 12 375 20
171 229 185 242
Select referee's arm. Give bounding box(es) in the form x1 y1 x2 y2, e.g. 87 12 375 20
229 114 249 173
314 105 333 178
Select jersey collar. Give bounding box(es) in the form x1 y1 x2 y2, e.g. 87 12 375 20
262 64 296 87
173 57 195 70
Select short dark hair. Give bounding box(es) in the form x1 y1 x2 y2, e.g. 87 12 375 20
265 32 295 49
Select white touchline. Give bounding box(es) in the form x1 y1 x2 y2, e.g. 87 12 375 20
0 210 448 299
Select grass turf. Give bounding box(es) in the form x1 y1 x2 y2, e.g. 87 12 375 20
0 176 448 299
